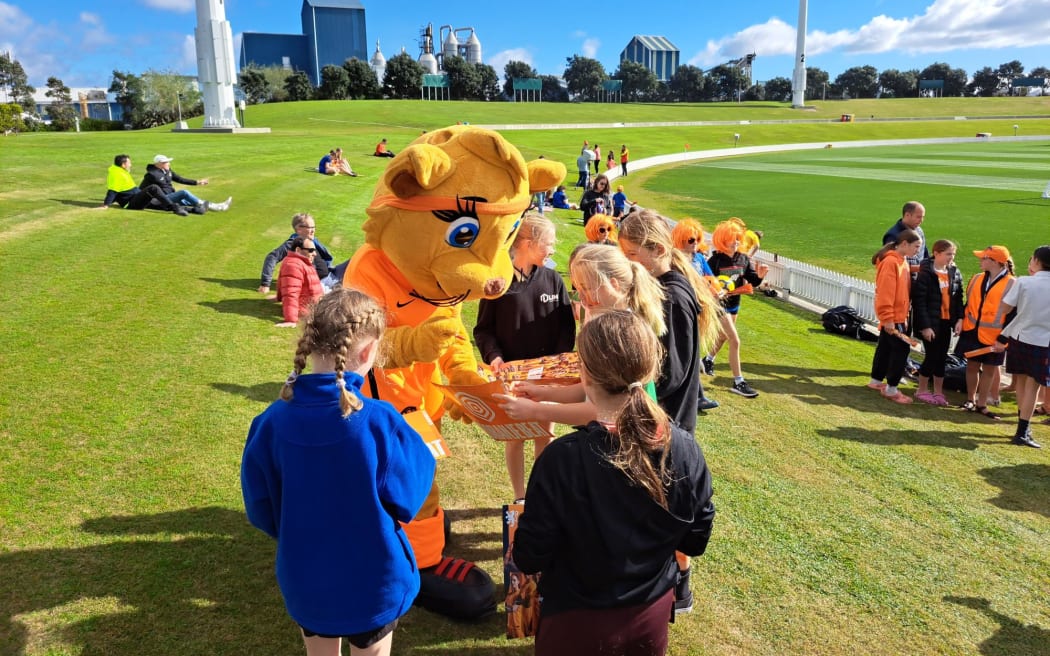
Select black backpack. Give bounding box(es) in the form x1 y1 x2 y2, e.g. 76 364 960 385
821 305 874 341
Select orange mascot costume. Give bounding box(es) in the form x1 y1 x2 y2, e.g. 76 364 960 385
343 126 565 619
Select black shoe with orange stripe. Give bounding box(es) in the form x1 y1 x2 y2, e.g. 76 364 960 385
415 556 497 620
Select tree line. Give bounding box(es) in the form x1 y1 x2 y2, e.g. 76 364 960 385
2 50 1047 133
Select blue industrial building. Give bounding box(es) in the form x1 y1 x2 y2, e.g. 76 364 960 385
620 35 679 82
239 0 368 86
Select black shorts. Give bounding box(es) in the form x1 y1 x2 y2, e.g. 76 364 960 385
300 619 397 648
1005 339 1050 387
954 329 1006 366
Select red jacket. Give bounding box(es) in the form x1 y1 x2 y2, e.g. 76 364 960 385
278 252 323 323
874 249 910 329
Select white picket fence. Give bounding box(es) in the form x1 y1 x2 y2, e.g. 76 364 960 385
752 249 878 324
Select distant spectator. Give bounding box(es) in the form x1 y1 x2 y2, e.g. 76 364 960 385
259 213 336 295
319 148 358 176
575 150 591 189
882 201 928 273
612 185 633 218
276 236 324 327
101 154 187 216
141 155 231 213
592 144 601 173
580 174 613 226
550 185 579 210
620 144 630 176
374 138 396 158
606 150 616 171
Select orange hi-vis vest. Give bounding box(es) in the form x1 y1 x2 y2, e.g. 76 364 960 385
961 271 1014 345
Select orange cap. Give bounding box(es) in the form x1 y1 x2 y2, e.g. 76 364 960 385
973 245 1010 264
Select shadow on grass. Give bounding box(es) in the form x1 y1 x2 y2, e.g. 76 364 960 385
1 506 513 656
997 196 1050 208
977 464 1050 517
446 507 504 564
815 426 995 451
50 198 110 208
944 596 1050 656
199 277 260 291
198 298 278 321
210 381 283 404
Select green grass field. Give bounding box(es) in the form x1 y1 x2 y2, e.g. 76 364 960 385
1 99 1048 655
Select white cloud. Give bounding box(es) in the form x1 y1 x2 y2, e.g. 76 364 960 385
487 48 533 75
141 0 195 12
688 0 1050 68
180 34 196 72
581 38 600 59
0 2 33 41
79 12 115 50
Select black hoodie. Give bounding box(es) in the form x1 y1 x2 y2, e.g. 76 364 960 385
513 421 715 616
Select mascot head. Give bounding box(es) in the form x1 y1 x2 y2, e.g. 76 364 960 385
363 126 565 306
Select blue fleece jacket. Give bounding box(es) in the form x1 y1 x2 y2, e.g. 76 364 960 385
241 372 436 635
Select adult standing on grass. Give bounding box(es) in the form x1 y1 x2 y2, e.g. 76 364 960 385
575 149 591 190
259 213 336 295
867 229 923 404
241 289 436 656
991 246 1050 448
882 201 928 273
620 144 630 177
275 237 324 328
141 155 231 213
512 311 715 656
100 154 188 216
954 246 1015 419
580 174 613 226
592 144 601 174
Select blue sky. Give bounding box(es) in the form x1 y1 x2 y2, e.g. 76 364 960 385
2 0 1049 89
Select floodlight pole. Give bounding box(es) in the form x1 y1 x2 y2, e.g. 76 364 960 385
177 92 183 123
791 0 809 108
1013 124 1019 136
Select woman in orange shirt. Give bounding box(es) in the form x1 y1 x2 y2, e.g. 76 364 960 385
867 229 922 403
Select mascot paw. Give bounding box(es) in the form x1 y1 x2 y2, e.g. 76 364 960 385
443 399 473 424
416 557 497 621
414 317 463 362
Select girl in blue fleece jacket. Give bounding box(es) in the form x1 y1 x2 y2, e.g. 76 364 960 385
241 289 436 656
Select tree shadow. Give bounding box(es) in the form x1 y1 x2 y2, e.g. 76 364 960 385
198 298 278 321
1 506 512 656
815 426 995 451
944 596 1050 656
977 464 1050 517
199 277 260 291
210 381 283 404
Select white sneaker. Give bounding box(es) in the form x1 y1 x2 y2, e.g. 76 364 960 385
209 197 232 211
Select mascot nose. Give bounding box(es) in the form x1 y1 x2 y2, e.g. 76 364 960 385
484 278 506 297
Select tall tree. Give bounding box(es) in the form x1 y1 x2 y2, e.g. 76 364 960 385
284 70 313 101
878 69 918 98
382 52 424 99
138 70 201 128
743 83 766 101
763 76 792 102
442 55 482 100
968 67 1000 97
108 70 145 127
45 77 77 130
539 75 568 102
668 65 706 102
343 57 381 99
238 68 272 104
804 67 830 101
919 62 968 96
834 65 879 99
706 64 748 101
503 60 537 99
563 55 607 102
317 65 350 100
0 53 35 110
475 63 501 101
614 60 658 101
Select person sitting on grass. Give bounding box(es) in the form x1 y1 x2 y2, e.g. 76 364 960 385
141 155 231 213
100 154 188 216
550 185 578 210
374 138 396 158
275 236 324 328
259 213 336 295
319 148 358 176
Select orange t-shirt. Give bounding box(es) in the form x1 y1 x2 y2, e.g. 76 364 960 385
937 270 950 320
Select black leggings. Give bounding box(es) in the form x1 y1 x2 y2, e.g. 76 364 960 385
918 319 952 378
871 328 912 387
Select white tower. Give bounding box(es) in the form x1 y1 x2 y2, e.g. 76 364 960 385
791 0 808 108
194 0 240 128
370 39 387 84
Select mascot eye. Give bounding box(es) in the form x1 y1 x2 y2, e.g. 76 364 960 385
446 216 481 248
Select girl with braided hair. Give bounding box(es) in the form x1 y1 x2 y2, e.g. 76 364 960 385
513 311 716 655
241 288 436 656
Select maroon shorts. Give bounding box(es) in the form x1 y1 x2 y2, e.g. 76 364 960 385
534 588 674 656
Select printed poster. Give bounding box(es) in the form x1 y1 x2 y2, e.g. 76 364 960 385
438 380 554 441
503 502 541 638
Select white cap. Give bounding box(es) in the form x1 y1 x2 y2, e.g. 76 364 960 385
153 154 174 163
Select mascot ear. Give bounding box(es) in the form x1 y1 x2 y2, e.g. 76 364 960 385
385 144 456 198
527 159 567 196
